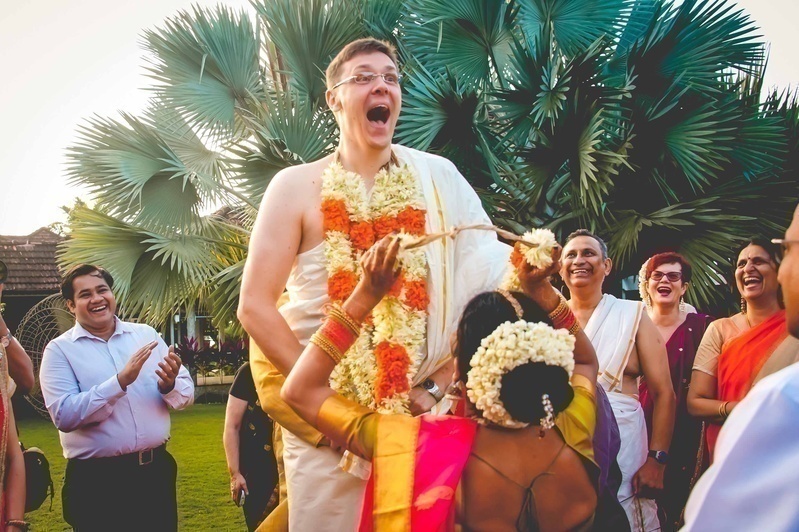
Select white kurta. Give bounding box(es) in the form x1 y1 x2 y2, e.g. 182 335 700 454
277 145 511 531
682 361 799 531
584 294 659 532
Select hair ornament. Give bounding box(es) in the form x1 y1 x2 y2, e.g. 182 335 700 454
466 320 575 429
539 394 555 437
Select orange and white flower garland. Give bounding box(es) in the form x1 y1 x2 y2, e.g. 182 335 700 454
321 158 429 414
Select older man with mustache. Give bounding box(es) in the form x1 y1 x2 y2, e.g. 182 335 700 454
560 229 676 532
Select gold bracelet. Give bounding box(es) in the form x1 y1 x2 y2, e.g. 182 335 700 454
718 401 728 419
548 294 570 322
328 305 361 337
309 332 343 365
568 321 582 336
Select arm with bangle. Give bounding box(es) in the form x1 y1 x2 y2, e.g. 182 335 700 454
0 294 35 393
281 236 402 427
517 248 599 385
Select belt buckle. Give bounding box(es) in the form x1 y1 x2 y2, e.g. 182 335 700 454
138 448 154 466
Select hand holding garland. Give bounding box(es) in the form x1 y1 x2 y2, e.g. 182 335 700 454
282 236 401 426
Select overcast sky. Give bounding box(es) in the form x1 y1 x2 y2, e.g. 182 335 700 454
1 0 797 235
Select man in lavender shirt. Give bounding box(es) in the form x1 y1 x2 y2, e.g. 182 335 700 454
40 264 194 532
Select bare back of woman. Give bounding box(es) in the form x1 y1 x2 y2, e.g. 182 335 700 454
460 425 596 531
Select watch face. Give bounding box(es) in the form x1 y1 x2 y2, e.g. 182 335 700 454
423 380 434 391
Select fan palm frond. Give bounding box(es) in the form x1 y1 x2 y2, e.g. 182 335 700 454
253 0 363 105
142 5 262 138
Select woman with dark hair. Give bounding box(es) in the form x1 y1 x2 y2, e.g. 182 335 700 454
638 252 713 530
688 239 799 459
277 236 601 530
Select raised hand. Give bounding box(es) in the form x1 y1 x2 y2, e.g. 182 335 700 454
156 345 182 394
117 341 158 390
518 245 562 297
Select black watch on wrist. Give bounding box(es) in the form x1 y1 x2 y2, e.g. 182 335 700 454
648 450 669 465
421 379 444 402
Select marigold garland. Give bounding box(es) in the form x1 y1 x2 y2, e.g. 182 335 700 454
321 157 429 414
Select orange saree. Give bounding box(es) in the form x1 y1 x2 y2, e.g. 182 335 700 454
706 310 788 455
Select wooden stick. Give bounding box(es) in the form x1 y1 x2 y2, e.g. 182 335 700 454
402 224 539 250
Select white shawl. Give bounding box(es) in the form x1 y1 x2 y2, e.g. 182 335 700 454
583 294 645 393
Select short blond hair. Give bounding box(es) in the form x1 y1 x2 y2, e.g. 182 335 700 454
325 38 399 89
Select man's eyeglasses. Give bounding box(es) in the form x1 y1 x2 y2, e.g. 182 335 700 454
649 271 683 282
771 238 799 256
331 72 402 90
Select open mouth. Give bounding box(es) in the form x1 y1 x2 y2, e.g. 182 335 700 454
367 105 390 125
743 276 762 288
90 305 108 314
657 287 672 296
570 269 590 277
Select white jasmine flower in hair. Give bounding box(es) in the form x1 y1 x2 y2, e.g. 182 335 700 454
466 320 575 429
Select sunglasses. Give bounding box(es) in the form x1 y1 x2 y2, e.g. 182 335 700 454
649 271 683 282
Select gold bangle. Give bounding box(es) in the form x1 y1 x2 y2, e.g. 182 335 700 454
548 293 570 322
568 321 582 336
328 305 361 337
309 332 343 365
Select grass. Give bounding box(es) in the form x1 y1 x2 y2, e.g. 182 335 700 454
18 404 247 531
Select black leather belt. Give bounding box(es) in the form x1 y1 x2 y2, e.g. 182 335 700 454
74 443 167 467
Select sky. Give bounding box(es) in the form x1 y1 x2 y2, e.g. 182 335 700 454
1 0 798 236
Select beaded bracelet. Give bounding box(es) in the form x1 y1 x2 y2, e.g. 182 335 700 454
6 520 30 531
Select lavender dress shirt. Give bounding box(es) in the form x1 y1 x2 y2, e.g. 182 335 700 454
40 317 194 459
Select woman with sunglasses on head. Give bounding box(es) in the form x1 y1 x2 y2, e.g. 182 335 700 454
276 235 602 531
638 253 713 531
688 238 799 461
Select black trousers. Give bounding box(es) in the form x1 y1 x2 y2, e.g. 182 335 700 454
63 447 178 532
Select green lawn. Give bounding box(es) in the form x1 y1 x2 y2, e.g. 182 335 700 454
18 404 247 531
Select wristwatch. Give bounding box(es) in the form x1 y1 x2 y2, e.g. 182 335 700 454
421 379 444 402
648 450 669 465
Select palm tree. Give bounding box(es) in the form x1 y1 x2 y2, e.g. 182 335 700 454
61 0 798 328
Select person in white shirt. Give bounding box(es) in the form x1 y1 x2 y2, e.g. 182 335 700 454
682 204 799 531
40 264 194 532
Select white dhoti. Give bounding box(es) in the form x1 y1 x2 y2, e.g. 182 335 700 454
282 430 367 531
609 392 660 532
271 144 511 531
584 294 660 532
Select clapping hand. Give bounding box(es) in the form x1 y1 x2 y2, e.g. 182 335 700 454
117 341 158 391
156 345 182 394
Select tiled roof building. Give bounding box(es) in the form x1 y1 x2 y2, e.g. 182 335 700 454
0 228 64 294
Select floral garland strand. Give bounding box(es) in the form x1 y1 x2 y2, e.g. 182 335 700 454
500 228 559 291
321 159 429 414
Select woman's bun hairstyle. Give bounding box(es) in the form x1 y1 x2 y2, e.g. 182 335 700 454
499 362 574 423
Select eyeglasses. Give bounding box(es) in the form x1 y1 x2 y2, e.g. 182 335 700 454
649 271 683 282
330 72 402 90
771 238 799 256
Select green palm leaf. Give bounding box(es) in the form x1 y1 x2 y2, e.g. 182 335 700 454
142 5 263 138
254 0 363 105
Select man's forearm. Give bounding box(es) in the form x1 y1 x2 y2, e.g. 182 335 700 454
249 341 325 446
240 302 304 377
649 387 676 451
